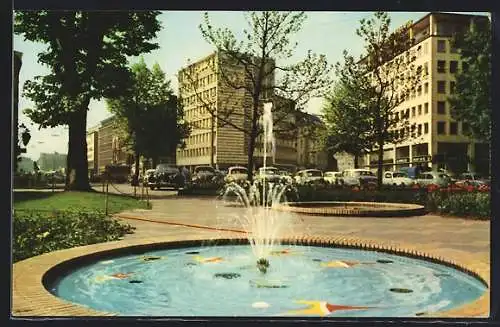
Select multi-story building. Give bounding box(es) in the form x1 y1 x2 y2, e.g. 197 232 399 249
297 113 328 170
363 12 490 176
86 126 99 178
177 51 297 171
93 116 131 173
37 152 67 171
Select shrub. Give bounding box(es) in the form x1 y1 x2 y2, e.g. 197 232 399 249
13 209 135 263
426 189 490 219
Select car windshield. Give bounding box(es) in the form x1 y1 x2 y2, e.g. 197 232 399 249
156 164 176 172
196 167 214 174
260 168 278 175
393 172 408 178
324 172 333 177
231 168 247 174
306 170 322 177
357 171 374 176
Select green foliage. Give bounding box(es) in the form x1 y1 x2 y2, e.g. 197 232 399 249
193 11 333 179
295 186 490 219
13 209 135 262
426 191 490 219
106 58 190 165
14 11 162 190
448 18 491 143
14 191 150 214
321 82 373 165
333 12 418 186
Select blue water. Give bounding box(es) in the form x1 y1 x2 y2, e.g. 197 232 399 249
50 245 487 317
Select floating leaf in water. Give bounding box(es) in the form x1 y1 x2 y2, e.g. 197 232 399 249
141 256 163 262
389 288 413 293
312 259 322 262
214 272 241 280
129 280 143 284
376 259 394 264
415 312 426 316
186 251 200 255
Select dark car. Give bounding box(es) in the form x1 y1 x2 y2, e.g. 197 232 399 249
148 164 183 190
190 166 222 189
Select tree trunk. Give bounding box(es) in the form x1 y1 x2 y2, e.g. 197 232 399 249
247 99 260 183
354 153 359 169
66 106 92 191
134 153 140 181
377 140 384 190
152 157 158 169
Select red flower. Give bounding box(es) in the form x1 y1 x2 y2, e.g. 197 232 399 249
466 185 475 192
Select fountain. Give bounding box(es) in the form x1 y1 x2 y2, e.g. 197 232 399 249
36 102 488 317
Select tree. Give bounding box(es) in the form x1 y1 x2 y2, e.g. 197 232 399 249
14 11 162 191
321 81 373 168
448 17 491 143
339 12 417 187
182 11 332 181
107 58 190 182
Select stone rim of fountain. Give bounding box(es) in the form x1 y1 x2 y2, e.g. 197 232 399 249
12 235 489 318
273 201 427 217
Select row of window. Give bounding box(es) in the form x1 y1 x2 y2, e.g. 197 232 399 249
436 60 466 74
396 123 429 139
437 121 469 135
182 88 217 107
186 105 213 120
437 39 458 54
394 102 430 121
437 80 456 94
186 132 212 146
179 146 215 158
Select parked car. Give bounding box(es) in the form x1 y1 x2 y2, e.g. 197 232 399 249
225 166 249 184
190 166 223 189
454 172 490 188
279 170 294 184
339 169 378 187
323 171 342 185
148 164 183 190
415 171 451 188
255 167 282 183
382 171 415 186
294 169 325 186
143 169 156 185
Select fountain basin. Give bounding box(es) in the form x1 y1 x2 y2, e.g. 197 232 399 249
34 238 487 317
273 201 426 217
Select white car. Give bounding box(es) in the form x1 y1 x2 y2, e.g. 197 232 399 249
225 166 248 183
382 171 415 186
415 171 451 187
255 167 281 183
294 169 325 186
323 171 342 185
339 169 378 187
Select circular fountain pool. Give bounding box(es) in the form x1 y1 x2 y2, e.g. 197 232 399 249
47 244 486 317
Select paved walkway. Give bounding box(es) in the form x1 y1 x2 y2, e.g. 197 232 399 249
115 196 490 265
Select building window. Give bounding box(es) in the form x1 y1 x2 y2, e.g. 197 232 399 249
418 104 422 115
450 42 458 53
412 107 416 117
424 123 429 134
450 81 456 94
424 102 429 114
450 61 458 73
437 40 446 53
437 81 446 94
424 82 429 94
437 60 446 73
418 124 422 136
395 112 399 121
424 42 429 54
437 101 446 114
417 85 422 96
437 121 446 135
450 122 458 135
424 62 429 75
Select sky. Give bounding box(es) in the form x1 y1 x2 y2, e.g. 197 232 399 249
13 11 488 161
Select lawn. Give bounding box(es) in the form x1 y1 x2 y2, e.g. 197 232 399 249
14 190 150 214
13 191 148 262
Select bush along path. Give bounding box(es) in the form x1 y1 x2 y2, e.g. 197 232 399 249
13 209 135 263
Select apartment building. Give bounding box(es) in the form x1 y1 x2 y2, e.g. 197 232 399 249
297 113 328 170
177 51 297 171
363 12 490 176
37 152 67 171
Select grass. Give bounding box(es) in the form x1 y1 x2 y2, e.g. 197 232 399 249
13 190 151 214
